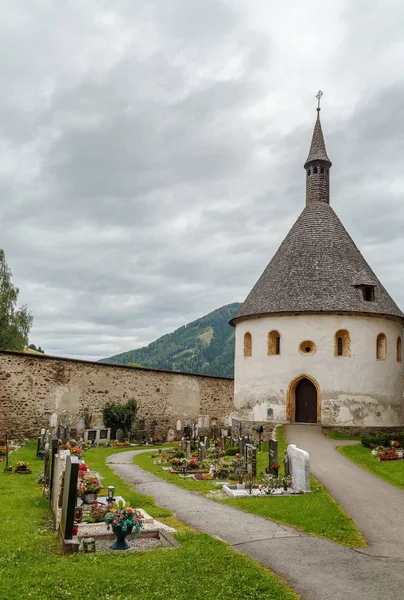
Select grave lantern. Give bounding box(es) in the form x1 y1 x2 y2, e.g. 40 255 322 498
83 538 96 553
72 521 79 536
75 506 83 522
107 486 115 502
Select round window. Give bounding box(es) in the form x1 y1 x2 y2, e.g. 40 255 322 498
299 340 316 355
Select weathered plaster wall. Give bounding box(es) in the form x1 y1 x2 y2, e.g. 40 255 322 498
234 313 404 427
0 352 234 437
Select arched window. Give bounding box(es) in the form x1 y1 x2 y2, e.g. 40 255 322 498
244 332 252 357
307 168 311 176
313 166 318 174
268 330 281 355
397 336 402 363
376 333 387 360
335 330 350 357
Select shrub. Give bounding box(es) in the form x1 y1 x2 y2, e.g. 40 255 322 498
174 451 185 458
225 447 239 456
361 431 404 448
102 398 137 438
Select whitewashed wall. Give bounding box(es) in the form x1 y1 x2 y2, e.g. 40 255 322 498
234 314 403 426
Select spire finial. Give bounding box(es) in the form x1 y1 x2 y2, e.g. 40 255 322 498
316 90 323 112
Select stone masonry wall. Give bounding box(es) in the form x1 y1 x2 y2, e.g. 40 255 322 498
0 351 234 438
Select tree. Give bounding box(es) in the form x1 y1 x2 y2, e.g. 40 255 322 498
102 398 137 438
0 250 33 351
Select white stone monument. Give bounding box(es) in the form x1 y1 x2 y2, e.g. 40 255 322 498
287 444 310 493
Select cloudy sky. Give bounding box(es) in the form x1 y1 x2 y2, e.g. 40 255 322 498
2 0 404 361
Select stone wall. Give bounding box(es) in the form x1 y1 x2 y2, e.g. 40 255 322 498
0 351 234 438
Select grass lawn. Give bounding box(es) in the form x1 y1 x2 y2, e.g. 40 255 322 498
133 427 366 548
323 430 362 441
0 442 298 600
338 443 404 490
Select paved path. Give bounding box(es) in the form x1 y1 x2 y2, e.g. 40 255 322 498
107 449 404 600
286 424 404 558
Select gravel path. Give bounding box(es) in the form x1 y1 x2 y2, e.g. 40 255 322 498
107 449 404 600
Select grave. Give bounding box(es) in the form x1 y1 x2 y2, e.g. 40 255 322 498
186 440 191 459
268 439 278 475
59 454 80 553
198 442 205 462
84 428 111 444
287 444 311 492
245 444 257 476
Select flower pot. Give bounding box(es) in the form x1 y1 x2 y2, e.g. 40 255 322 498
110 525 133 550
83 492 97 504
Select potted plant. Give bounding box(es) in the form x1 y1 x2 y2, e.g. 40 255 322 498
78 474 103 503
15 461 31 474
105 501 144 550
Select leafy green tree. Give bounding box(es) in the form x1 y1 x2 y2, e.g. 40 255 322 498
0 250 33 351
102 398 137 438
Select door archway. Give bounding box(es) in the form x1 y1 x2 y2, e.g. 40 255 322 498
286 374 320 423
295 378 317 423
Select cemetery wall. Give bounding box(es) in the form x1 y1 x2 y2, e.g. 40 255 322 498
0 351 234 437
234 313 404 427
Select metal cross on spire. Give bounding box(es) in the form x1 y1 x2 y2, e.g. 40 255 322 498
316 90 323 111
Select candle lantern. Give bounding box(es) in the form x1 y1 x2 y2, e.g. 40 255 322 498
72 521 79 536
83 537 96 553
75 506 83 522
107 486 115 502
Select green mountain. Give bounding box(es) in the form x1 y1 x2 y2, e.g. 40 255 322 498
99 303 240 378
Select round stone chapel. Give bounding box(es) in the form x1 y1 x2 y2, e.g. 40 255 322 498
230 104 404 431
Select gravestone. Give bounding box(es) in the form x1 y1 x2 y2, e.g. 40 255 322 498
268 439 278 475
198 442 205 462
245 444 257 476
241 436 249 466
176 419 182 432
197 416 203 428
60 455 79 540
220 436 225 452
49 438 59 503
76 417 85 437
50 413 58 428
203 417 209 428
167 428 175 442
186 441 191 459
287 444 310 492
60 411 71 441
203 435 208 448
184 426 191 440
116 428 124 441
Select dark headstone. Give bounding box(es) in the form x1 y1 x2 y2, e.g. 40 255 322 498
87 430 97 441
220 436 225 452
246 444 257 477
49 438 59 503
60 455 79 540
269 440 278 475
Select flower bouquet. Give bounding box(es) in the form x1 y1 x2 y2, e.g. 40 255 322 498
15 460 31 474
78 474 103 502
105 501 144 550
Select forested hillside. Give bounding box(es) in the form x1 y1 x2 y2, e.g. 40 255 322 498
100 303 240 378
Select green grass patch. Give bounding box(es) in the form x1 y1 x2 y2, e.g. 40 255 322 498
0 442 298 600
133 450 218 493
323 430 361 441
133 428 366 548
338 443 404 490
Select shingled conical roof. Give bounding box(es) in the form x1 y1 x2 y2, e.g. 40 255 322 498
231 108 403 325
304 109 331 167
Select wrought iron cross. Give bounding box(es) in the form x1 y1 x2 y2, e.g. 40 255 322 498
316 90 323 109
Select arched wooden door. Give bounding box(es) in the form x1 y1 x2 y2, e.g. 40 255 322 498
295 378 317 423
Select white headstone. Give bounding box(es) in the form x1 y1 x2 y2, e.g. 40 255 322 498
167 429 175 442
197 417 203 428
203 417 209 428
176 419 182 432
50 413 58 428
287 444 311 492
